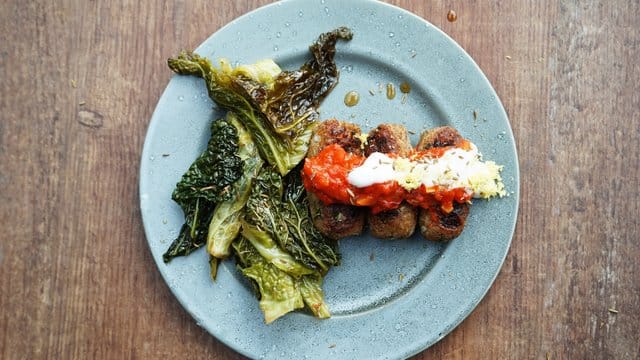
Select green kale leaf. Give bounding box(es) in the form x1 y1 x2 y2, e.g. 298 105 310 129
162 118 243 262
172 119 242 207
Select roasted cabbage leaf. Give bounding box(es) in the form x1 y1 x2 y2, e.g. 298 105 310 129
281 167 340 274
168 27 353 175
163 118 243 262
172 119 242 207
262 26 353 137
298 273 330 319
233 237 330 323
164 28 351 323
163 198 215 263
244 166 340 274
233 237 304 324
207 113 263 261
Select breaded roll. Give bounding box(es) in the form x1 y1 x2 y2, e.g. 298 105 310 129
416 126 470 241
364 124 417 239
307 119 365 240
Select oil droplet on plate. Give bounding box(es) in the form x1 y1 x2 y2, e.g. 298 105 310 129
399 82 411 93
386 83 396 100
344 91 360 107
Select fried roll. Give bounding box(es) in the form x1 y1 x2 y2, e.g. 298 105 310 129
306 119 365 239
415 126 470 241
364 124 418 239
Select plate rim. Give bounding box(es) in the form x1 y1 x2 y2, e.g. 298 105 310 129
139 0 520 358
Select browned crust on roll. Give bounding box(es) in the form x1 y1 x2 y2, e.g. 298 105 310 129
364 124 417 239
307 118 364 157
416 126 464 150
367 204 417 239
418 201 470 241
307 119 365 240
308 196 366 240
416 126 470 241
365 123 412 157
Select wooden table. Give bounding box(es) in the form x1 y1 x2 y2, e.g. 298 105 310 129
1 1 638 358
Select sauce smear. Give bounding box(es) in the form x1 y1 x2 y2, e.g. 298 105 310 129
302 144 476 214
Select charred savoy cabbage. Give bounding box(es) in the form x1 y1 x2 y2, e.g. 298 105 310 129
168 27 353 176
163 28 351 322
243 165 340 275
163 117 243 262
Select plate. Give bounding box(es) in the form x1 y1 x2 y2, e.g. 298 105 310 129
139 0 519 358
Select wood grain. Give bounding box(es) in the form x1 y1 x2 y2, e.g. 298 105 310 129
0 0 638 359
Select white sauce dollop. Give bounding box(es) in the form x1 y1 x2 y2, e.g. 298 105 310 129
347 152 396 187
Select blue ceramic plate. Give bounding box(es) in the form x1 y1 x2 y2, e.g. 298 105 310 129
140 0 519 358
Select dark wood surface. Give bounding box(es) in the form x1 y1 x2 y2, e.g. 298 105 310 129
1 1 638 359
